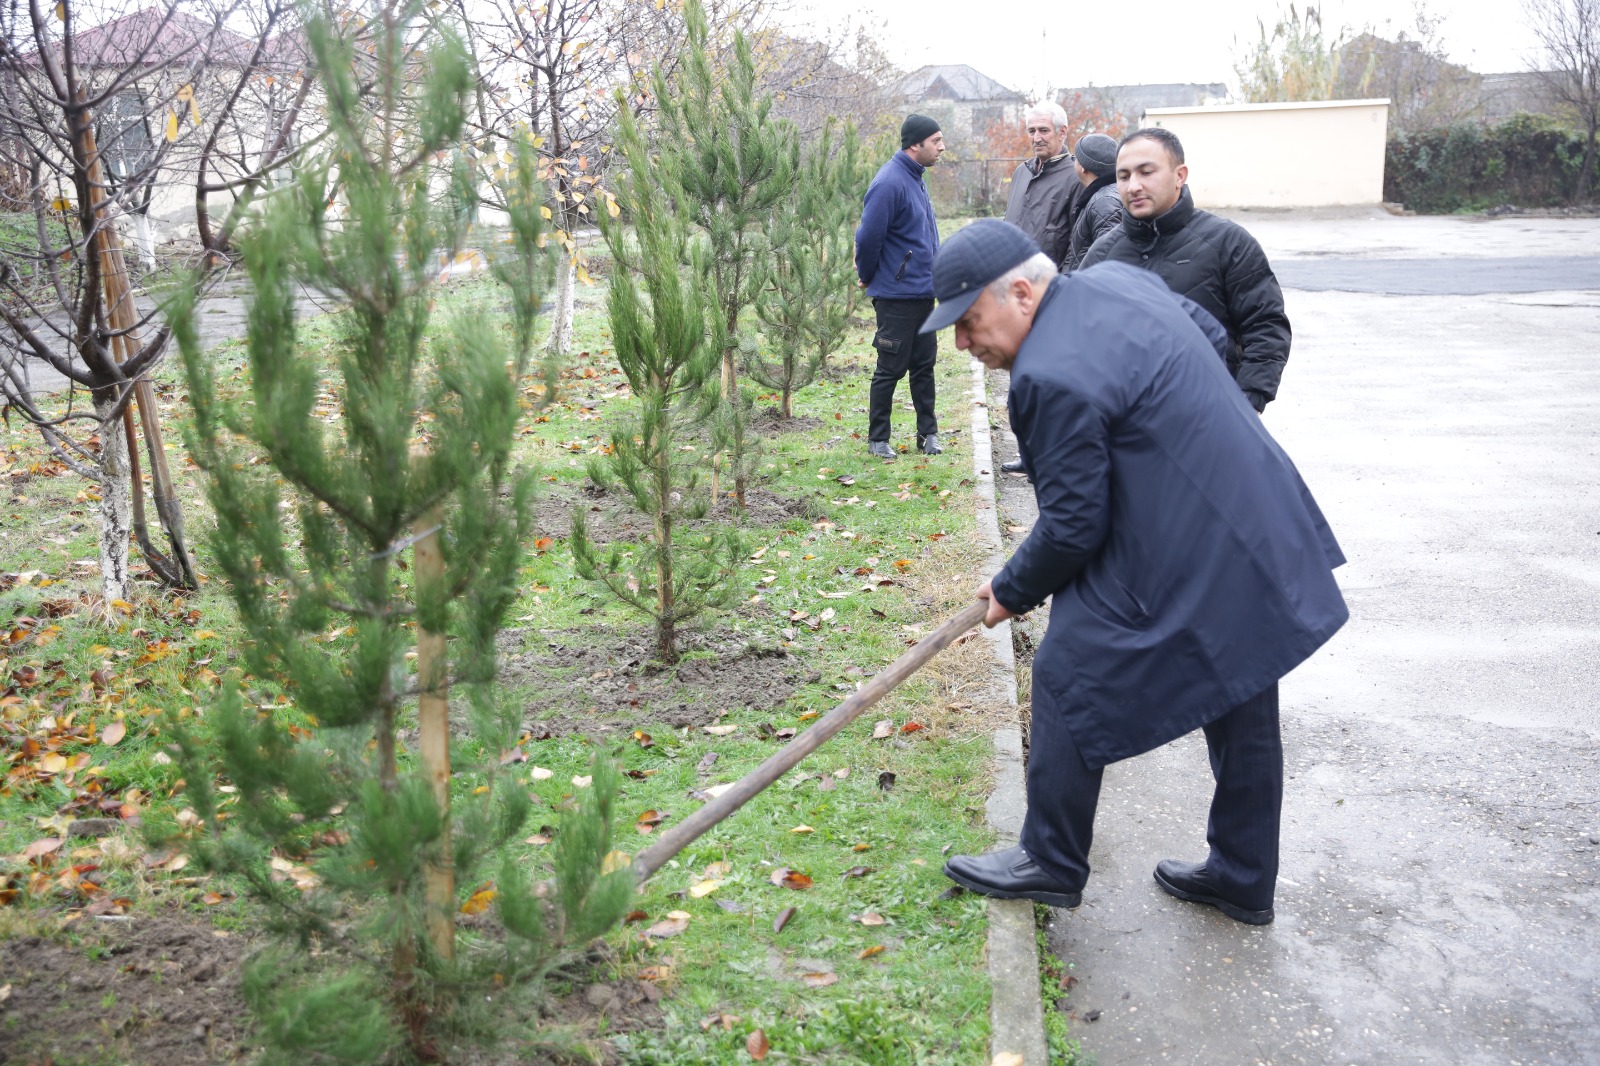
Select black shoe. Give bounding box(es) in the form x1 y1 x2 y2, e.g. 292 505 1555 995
942 845 1082 909
1153 859 1274 925
1000 458 1026 474
919 434 942 455
867 440 895 459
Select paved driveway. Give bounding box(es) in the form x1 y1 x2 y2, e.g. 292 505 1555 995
991 212 1600 1065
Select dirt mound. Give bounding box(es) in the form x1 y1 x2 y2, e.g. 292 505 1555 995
0 912 254 1064
501 626 817 735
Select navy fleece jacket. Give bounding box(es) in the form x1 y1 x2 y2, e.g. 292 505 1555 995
854 151 939 299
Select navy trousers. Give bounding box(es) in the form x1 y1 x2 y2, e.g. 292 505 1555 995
1020 682 1283 910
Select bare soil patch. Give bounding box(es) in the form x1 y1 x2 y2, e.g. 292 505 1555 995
534 482 816 545
501 626 817 736
752 406 824 434
0 911 254 1064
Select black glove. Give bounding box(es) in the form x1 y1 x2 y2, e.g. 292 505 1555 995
1244 390 1269 414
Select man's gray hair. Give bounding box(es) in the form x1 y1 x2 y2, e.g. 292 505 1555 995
986 252 1058 302
1024 101 1069 128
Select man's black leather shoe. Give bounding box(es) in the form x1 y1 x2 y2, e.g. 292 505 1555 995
1153 859 1274 925
942 845 1082 908
1000 458 1026 474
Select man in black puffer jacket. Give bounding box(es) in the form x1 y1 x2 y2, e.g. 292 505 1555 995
1080 128 1290 412
1062 133 1123 272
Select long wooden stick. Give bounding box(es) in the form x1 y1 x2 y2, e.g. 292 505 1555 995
630 598 990 883
413 501 455 962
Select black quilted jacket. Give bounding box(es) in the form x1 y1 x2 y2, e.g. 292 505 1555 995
1080 186 1290 407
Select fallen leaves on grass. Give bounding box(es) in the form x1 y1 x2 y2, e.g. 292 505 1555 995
843 866 873 878
789 825 814 835
601 850 631 875
747 1029 769 1060
871 719 893 739
851 911 887 926
857 945 885 960
701 1012 741 1031
688 879 721 898
460 885 497 914
773 906 796 933
530 766 555 781
636 809 664 834
704 724 739 736
769 868 812 890
801 971 838 988
644 910 691 939
100 720 126 746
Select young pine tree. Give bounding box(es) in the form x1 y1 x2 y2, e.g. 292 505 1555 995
751 121 868 419
652 0 797 508
170 5 630 1060
569 92 742 665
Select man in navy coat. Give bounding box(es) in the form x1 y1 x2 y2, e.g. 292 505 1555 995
926 220 1348 925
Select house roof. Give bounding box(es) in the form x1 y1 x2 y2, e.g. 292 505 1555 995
27 6 267 70
892 64 1024 103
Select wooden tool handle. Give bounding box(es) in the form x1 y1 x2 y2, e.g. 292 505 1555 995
630 598 991 883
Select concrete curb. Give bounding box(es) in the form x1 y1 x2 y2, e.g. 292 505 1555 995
967 359 1049 1065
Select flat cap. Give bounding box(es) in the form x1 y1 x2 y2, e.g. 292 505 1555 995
919 219 1041 334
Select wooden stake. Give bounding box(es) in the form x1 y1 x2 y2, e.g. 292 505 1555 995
631 598 989 883
413 502 455 961
81 118 197 588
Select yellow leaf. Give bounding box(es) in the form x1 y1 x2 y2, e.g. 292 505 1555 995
54 1 64 19
176 83 193 102
789 825 814 834
40 753 67 774
460 886 497 914
689 878 721 898
576 265 594 286
189 97 202 125
858 944 886 960
540 205 553 220
164 111 179 142
600 850 631 875
606 197 621 219
100 721 126 746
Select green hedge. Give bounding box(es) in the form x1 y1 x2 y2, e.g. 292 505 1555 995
1385 114 1599 213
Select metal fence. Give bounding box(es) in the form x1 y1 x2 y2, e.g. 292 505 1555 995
925 157 1030 218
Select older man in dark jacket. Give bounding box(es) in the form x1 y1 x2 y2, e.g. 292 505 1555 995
923 220 1347 925
1002 102 1081 270
1081 127 1290 413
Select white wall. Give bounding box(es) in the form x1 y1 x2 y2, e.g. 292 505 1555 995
1142 99 1390 208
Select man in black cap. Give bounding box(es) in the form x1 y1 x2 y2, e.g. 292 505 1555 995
924 219 1347 925
854 113 945 459
1062 132 1122 272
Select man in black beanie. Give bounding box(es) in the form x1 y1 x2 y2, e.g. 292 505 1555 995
854 113 946 459
1063 132 1123 272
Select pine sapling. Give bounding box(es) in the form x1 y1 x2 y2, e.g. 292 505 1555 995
569 91 741 664
751 121 867 419
169 4 630 1059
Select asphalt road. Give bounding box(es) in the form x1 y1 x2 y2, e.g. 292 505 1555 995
989 213 1600 1065
1275 255 1600 294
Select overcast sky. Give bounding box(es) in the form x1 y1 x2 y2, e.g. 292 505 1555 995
777 0 1543 99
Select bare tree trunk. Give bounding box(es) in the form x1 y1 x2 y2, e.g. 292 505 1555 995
93 394 132 607
546 253 575 356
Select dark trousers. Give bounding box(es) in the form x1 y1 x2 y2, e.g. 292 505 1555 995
868 297 938 442
1020 682 1283 910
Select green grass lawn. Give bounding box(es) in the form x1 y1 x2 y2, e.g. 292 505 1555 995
1 265 1010 1064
